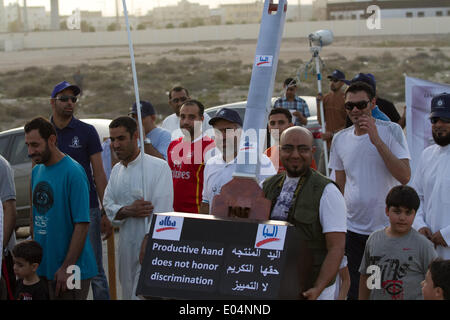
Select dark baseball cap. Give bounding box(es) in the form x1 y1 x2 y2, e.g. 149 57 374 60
430 92 450 118
327 69 346 81
51 81 81 98
344 73 376 92
128 100 156 118
209 108 243 127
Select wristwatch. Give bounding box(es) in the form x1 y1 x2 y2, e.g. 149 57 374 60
144 137 152 145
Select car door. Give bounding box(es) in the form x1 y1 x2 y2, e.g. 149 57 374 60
8 132 32 220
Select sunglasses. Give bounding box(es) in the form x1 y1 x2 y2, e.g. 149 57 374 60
55 95 77 103
171 96 188 104
345 100 370 110
430 117 450 124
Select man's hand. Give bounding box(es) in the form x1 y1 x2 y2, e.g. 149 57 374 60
129 199 154 218
431 231 448 248
302 287 321 300
419 227 433 240
316 93 323 103
54 266 70 297
100 213 113 240
321 132 333 141
358 115 382 146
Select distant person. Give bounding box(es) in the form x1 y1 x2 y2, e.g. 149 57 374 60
344 73 402 128
359 185 437 300
167 100 215 213
128 100 171 160
13 240 49 300
161 86 212 140
263 127 347 300
273 78 310 127
200 108 276 214
316 69 348 174
0 155 18 300
103 116 173 300
421 258 450 300
25 117 98 300
329 81 411 300
264 108 316 173
411 92 450 260
49 80 112 300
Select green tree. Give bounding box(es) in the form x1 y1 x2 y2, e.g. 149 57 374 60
166 23 174 29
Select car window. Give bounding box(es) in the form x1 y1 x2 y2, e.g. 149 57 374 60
0 136 10 158
9 133 30 165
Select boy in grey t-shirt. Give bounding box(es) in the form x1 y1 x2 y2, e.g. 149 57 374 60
359 185 437 300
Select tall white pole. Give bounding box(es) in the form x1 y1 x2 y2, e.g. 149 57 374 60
313 51 329 177
122 0 149 229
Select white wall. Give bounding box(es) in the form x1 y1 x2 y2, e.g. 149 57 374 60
1 17 449 51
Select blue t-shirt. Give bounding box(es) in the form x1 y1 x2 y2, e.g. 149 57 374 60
147 127 172 160
32 156 98 280
52 117 103 209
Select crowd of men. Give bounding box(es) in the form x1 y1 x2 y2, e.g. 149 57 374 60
0 70 449 300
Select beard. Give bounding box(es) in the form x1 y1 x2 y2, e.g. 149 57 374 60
433 131 450 146
29 143 52 164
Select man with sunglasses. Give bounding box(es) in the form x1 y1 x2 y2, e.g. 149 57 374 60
50 81 112 300
328 81 411 300
161 86 212 140
316 69 348 174
412 93 450 260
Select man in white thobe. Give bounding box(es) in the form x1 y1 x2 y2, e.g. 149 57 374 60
103 117 173 300
412 92 450 259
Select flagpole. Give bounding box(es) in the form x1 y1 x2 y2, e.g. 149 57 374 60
122 0 149 228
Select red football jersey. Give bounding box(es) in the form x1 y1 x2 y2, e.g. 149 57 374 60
167 135 215 213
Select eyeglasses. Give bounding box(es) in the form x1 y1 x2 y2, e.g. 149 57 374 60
55 95 77 103
171 96 188 104
344 100 370 110
430 117 450 124
280 145 311 154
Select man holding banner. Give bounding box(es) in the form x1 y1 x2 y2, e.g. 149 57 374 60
412 93 450 260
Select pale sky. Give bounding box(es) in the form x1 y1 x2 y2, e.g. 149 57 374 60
4 0 313 17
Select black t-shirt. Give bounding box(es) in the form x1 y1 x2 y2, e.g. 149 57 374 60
15 278 49 300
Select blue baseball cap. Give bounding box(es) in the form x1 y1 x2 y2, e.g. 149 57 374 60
129 100 156 117
209 108 243 127
430 93 450 118
327 69 346 81
51 81 81 98
345 73 376 92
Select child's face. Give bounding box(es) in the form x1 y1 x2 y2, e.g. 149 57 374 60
13 257 37 279
385 206 415 235
421 270 443 300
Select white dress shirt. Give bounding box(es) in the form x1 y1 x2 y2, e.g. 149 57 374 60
411 144 450 259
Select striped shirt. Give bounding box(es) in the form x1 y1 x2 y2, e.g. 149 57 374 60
273 96 310 126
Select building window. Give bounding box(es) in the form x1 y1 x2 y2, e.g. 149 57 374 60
351 14 357 20
406 12 413 18
447 10 450 16
436 11 443 16
338 15 344 20
418 12 425 17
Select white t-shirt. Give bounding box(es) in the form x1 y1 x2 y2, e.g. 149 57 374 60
334 255 348 300
202 153 276 205
161 113 213 141
329 119 410 235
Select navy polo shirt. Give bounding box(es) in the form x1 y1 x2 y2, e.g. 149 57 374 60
51 116 103 209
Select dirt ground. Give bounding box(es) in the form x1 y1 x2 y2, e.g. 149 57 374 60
0 34 449 131
1 35 449 73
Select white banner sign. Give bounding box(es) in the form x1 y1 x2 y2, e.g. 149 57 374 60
405 76 450 174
